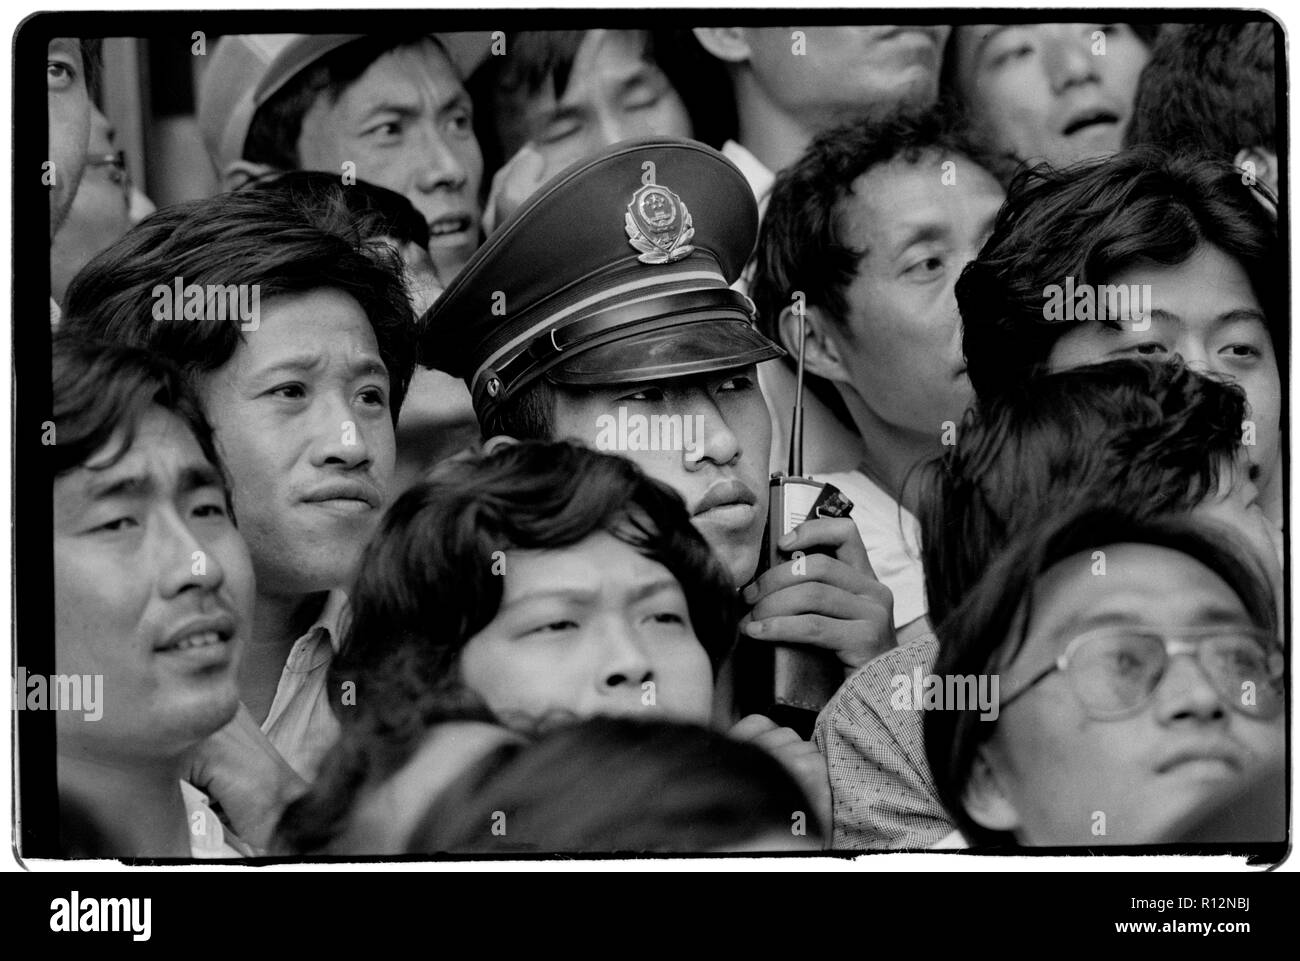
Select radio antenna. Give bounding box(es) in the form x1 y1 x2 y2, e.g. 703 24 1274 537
788 305 808 477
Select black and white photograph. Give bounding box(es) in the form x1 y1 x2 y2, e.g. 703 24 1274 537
5 4 1292 923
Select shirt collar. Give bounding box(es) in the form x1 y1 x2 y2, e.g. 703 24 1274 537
722 140 776 205
310 589 350 655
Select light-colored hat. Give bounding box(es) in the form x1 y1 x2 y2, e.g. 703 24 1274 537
197 33 492 174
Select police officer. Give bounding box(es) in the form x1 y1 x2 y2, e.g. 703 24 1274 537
425 137 895 758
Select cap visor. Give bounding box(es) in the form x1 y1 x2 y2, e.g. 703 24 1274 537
547 316 784 387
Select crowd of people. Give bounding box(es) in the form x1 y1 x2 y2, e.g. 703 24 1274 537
42 20 1285 858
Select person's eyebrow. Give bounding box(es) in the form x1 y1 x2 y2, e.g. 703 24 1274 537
355 99 422 125
437 89 473 117
888 220 952 260
1212 307 1270 328
545 102 589 127
348 355 389 382
84 471 153 501
1052 608 1143 638
627 578 686 606
618 63 663 95
253 353 326 379
506 586 598 607
178 463 226 497
48 38 80 61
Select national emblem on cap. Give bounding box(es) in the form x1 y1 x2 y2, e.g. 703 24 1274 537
625 168 695 265
422 138 784 428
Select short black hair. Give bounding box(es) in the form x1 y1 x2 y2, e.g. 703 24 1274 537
247 169 430 249
917 357 1249 627
957 146 1281 403
51 331 229 509
62 183 416 422
924 506 1277 848
404 717 820 853
1126 21 1277 159
243 35 458 170
276 440 738 852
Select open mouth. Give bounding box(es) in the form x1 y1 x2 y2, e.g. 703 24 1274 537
1062 110 1120 137
428 215 473 240
157 617 235 654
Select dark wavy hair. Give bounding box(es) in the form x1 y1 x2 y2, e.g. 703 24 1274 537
61 183 416 421
917 357 1249 626
924 506 1278 848
247 169 431 249
276 440 739 852
1125 21 1277 159
51 332 229 512
957 145 1281 403
405 716 819 853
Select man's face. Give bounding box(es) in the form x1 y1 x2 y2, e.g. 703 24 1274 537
495 29 692 176
977 543 1284 845
51 107 151 303
954 23 1150 167
828 152 1003 440
48 38 92 241
1047 244 1282 525
458 531 715 728
549 366 772 586
54 406 253 761
743 26 949 123
296 38 483 282
199 288 396 599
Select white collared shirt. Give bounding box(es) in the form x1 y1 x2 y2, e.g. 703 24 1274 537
262 589 349 782
814 468 928 630
180 780 251 858
721 139 776 214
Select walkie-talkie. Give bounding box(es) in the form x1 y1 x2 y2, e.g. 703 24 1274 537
735 304 853 736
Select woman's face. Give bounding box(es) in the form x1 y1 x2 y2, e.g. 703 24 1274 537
458 530 716 729
953 23 1151 168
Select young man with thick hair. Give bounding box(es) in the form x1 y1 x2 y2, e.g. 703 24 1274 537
956 146 1283 525
815 358 1279 848
63 185 416 806
52 333 256 857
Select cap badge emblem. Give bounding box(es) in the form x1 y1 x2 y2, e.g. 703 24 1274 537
625 174 695 265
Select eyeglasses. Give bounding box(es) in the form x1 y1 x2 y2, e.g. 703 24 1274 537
999 625 1285 721
85 150 131 210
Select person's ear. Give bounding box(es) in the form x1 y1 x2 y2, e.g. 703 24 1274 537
1234 146 1278 194
220 159 277 193
777 302 849 383
692 28 752 64
482 434 520 455
961 747 1021 834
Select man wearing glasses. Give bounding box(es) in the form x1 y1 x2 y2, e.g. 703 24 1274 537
925 507 1284 847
